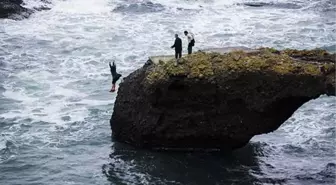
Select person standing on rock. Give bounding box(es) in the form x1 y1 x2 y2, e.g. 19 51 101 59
184 31 195 54
171 34 182 61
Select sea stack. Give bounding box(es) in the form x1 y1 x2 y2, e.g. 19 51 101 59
110 48 335 151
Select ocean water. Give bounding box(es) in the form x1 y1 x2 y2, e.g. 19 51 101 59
0 0 335 184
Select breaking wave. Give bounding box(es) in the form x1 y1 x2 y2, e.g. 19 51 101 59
113 1 165 14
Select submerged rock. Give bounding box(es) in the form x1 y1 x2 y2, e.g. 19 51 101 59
242 2 302 9
0 0 32 19
0 0 52 20
110 48 335 151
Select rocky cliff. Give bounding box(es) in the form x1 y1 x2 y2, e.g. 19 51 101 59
110 48 335 151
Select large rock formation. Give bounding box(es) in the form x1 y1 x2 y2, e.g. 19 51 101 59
110 48 335 151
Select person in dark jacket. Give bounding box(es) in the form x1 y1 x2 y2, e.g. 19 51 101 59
109 61 122 92
171 34 182 59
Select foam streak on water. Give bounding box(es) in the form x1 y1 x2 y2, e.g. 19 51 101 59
0 0 335 184
252 95 336 185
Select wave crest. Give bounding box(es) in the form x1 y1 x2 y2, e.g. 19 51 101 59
113 1 165 14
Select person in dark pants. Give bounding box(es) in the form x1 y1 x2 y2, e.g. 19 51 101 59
171 34 182 60
184 31 195 54
109 61 122 92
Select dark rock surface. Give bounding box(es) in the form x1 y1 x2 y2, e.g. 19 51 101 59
0 0 52 20
110 48 335 151
0 0 32 19
241 2 302 9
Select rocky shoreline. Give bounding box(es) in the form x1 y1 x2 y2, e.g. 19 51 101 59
0 0 51 20
110 48 335 151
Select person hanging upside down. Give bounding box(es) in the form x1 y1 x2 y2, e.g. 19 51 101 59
109 61 122 92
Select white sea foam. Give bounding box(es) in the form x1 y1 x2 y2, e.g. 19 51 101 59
252 95 336 181
0 0 335 184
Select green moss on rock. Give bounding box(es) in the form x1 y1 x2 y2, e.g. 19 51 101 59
145 67 168 85
144 48 335 85
282 48 329 57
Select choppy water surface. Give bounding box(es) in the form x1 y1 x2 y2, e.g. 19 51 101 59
0 0 335 184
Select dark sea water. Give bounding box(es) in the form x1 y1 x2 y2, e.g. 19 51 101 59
0 0 335 184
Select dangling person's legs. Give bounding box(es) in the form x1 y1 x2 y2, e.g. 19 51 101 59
110 83 116 92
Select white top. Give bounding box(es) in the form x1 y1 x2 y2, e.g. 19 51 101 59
186 32 194 43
